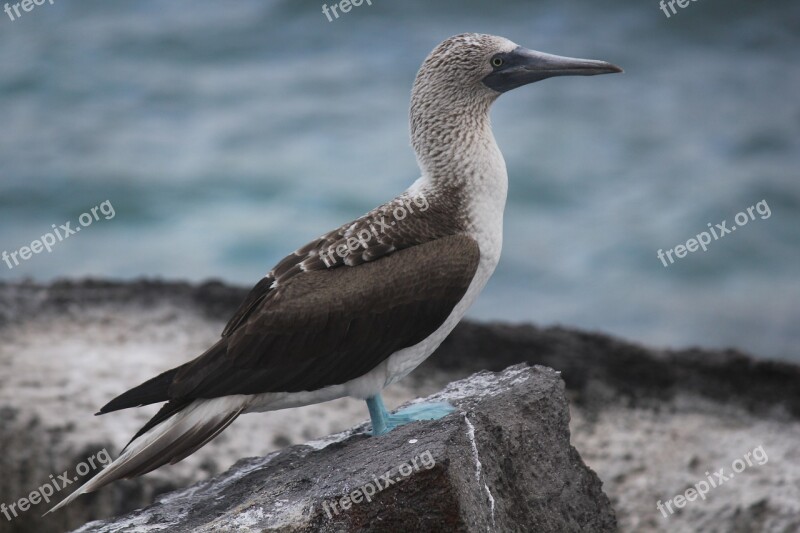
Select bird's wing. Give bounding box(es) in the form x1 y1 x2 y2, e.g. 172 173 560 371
170 232 480 399
221 192 464 337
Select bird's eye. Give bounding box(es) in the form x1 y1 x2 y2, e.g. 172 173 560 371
491 57 504 68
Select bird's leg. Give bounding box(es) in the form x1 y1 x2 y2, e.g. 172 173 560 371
365 393 456 436
365 394 391 436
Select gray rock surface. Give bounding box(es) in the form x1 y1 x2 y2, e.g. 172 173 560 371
72 365 616 533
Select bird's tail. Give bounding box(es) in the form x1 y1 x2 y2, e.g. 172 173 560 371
45 396 247 515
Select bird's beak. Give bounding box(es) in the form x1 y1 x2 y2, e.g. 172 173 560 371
482 46 623 93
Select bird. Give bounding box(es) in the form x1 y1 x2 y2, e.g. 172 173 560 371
47 33 621 513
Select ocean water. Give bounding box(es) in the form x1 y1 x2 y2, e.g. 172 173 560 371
0 0 798 360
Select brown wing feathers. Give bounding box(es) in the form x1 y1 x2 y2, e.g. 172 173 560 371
169 234 480 398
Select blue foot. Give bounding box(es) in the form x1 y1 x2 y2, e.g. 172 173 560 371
366 394 455 436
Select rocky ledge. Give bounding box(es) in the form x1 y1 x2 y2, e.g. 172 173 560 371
73 365 615 533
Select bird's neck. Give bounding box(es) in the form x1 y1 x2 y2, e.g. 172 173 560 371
409 99 508 217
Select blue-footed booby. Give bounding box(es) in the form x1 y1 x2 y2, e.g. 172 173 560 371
48 33 620 513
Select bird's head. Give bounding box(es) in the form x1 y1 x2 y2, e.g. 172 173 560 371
409 33 621 179
412 33 622 109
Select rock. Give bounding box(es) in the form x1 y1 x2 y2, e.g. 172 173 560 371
72 365 616 532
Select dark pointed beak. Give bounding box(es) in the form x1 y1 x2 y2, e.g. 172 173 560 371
482 46 623 93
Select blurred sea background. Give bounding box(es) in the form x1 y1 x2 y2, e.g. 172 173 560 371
0 0 797 361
